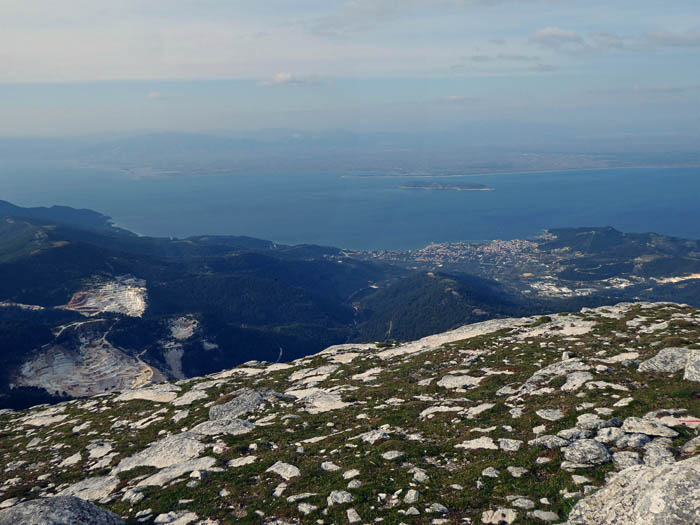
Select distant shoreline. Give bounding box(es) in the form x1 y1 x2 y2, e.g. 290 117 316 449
343 164 700 180
400 184 494 192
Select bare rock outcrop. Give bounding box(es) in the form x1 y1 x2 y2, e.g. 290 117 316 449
0 497 124 525
209 388 292 420
567 455 700 524
638 347 688 374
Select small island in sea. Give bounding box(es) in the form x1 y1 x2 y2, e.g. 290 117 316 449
400 181 495 191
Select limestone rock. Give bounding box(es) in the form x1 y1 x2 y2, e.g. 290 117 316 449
558 428 593 441
153 511 198 524
510 359 591 398
456 437 498 450
190 418 254 437
595 427 624 444
536 409 564 421
346 508 361 523
404 489 419 504
681 436 700 455
507 466 528 478
321 461 340 472
511 497 534 510
567 455 700 524
643 440 675 467
115 383 180 403
137 457 217 487
644 409 700 428
562 439 612 466
343 469 359 480
327 490 353 506
561 372 593 392
0 497 124 525
527 510 559 522
304 391 350 414
621 417 678 438
267 462 301 480
482 507 517 524
171 390 208 407
498 439 523 452
209 388 290 420
113 432 206 473
613 451 642 470
427 503 448 513
576 413 607 431
436 374 483 389
58 476 119 501
638 347 688 374
616 432 652 449
297 503 317 515
683 350 700 382
529 435 568 449
482 467 499 478
356 429 390 444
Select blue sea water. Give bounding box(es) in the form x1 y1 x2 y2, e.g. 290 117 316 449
2 163 700 250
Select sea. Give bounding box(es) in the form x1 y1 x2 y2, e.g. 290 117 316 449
3 163 700 250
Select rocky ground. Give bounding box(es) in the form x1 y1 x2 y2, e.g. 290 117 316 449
1 302 699 524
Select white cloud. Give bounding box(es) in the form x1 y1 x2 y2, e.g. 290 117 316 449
444 95 478 103
646 30 700 48
592 84 700 95
531 27 586 50
497 53 539 61
590 31 625 50
530 27 635 54
147 91 163 100
259 72 318 86
530 63 558 72
0 1 697 88
306 0 563 37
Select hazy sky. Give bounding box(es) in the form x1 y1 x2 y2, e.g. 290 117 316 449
1 0 699 137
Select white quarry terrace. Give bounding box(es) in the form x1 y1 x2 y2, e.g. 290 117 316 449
0 301 699 524
14 312 202 398
58 276 148 318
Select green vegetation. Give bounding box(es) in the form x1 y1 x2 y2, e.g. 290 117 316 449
1 303 698 524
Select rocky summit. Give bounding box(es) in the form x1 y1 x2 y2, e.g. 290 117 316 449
1 302 700 524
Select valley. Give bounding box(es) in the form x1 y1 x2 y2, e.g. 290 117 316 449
1 201 699 412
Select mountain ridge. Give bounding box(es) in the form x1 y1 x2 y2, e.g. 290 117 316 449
0 301 699 524
3 201 700 412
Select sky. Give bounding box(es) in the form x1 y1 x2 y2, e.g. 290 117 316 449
1 0 699 138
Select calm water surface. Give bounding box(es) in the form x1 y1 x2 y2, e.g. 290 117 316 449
3 163 699 250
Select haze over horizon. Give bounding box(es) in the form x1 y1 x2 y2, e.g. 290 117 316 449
1 0 699 149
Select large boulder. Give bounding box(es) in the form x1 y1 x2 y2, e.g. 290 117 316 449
567 455 700 524
190 418 254 436
112 432 206 473
684 350 700 382
0 497 124 525
621 417 678 438
638 347 688 374
209 388 291 420
58 476 119 501
562 439 612 466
